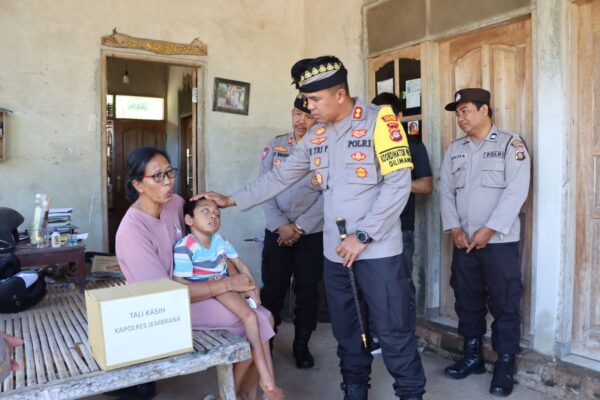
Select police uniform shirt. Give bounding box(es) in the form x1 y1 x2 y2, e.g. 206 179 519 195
259 132 324 234
233 99 414 263
439 125 530 243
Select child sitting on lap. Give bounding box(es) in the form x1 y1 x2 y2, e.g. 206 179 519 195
173 197 284 400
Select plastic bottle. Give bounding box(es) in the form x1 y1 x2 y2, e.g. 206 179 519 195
30 193 49 248
50 228 61 248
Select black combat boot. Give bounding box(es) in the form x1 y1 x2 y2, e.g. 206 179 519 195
340 382 369 400
292 327 314 369
489 353 515 397
444 337 486 379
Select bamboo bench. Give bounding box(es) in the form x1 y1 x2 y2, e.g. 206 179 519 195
0 279 251 399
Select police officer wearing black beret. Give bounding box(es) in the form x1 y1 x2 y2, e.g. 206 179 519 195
259 96 324 369
203 55 426 400
439 88 530 397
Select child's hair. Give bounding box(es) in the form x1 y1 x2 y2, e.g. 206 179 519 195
183 197 201 218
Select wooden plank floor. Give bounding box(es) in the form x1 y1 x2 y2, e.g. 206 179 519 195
0 279 251 399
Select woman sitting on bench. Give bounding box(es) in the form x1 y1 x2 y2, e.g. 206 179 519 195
115 147 278 400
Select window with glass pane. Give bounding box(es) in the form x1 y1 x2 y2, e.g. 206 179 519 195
115 95 164 120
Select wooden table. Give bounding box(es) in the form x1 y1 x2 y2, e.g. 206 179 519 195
0 279 251 400
3 243 87 293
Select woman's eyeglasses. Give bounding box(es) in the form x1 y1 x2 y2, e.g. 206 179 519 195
144 167 178 183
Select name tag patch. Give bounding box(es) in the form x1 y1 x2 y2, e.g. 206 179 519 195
483 151 504 158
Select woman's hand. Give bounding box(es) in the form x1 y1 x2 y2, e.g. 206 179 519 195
227 274 256 293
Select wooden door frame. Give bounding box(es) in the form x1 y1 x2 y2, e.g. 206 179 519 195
367 43 444 318
99 49 206 252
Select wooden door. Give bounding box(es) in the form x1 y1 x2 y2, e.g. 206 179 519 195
438 18 533 340
572 0 600 360
108 119 165 252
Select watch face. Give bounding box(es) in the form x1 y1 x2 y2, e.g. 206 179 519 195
357 231 368 243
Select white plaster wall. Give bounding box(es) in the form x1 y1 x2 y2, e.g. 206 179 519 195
303 0 367 100
0 0 367 282
0 1 305 272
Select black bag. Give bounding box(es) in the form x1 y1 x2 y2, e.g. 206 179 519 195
0 253 46 313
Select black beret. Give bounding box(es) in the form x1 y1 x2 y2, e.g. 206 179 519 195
291 55 348 93
293 95 310 114
445 88 491 111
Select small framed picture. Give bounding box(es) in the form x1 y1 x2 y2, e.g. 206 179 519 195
213 77 250 115
407 120 420 136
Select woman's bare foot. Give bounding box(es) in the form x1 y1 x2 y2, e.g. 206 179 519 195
261 385 284 400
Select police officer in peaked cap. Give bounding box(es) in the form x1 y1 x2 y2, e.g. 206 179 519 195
202 55 426 400
259 95 324 369
439 88 530 397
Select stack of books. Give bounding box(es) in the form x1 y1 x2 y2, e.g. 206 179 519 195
48 208 76 234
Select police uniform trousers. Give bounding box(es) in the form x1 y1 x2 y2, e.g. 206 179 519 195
261 229 324 330
450 242 523 355
325 255 426 398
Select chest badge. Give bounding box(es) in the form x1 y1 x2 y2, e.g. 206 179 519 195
314 156 321 167
353 106 363 120
352 129 366 138
356 167 368 179
351 151 366 161
310 137 327 145
274 146 288 152
315 127 326 136
273 159 282 166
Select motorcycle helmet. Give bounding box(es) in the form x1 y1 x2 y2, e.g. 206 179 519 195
0 207 24 254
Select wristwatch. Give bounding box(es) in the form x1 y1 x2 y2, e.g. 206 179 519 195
295 223 304 233
356 230 372 244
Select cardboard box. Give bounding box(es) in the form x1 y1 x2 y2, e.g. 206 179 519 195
86 278 193 371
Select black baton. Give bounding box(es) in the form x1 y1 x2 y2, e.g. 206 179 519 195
336 217 368 349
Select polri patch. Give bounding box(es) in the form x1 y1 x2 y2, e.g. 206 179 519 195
261 146 269 160
515 149 526 161
311 171 323 187
483 151 504 158
389 129 403 142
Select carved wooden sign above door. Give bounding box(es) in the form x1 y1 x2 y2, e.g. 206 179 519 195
101 29 207 56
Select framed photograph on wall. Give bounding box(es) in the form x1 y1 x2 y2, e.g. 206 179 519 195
213 77 250 115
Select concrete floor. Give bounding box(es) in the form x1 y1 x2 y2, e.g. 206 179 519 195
89 322 548 400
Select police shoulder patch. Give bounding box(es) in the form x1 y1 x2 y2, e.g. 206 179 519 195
261 146 270 160
374 106 413 176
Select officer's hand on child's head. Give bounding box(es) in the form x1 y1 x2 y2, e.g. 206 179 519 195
196 192 235 208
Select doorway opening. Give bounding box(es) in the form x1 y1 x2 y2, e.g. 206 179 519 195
101 53 204 253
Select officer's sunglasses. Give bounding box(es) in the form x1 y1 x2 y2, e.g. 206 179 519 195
144 167 178 183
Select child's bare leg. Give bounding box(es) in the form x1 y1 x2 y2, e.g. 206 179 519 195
237 362 259 400
216 292 283 400
233 358 253 394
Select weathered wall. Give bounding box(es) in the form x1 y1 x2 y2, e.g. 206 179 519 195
0 0 368 279
0 1 305 269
